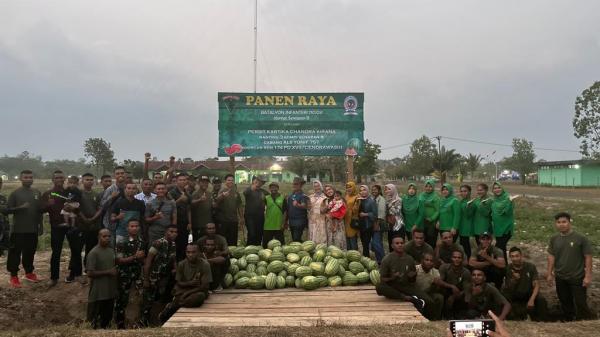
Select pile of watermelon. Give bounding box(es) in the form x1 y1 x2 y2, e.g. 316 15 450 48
223 240 381 291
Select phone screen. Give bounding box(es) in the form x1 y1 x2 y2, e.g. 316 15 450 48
453 321 484 337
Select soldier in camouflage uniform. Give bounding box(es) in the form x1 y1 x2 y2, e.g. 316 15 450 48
139 225 178 326
114 219 146 329
0 176 9 257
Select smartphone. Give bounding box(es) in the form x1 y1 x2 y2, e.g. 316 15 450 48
449 320 495 337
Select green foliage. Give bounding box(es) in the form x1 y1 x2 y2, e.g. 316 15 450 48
465 153 482 178
405 136 436 177
502 138 536 184
432 146 462 184
573 81 600 159
121 159 144 179
83 138 116 175
355 139 381 181
0 152 91 178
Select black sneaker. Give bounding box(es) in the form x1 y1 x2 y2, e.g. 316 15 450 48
410 296 426 312
65 274 76 283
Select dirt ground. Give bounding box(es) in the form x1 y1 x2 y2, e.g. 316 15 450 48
0 242 598 332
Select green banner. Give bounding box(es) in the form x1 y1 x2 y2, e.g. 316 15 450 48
218 92 365 157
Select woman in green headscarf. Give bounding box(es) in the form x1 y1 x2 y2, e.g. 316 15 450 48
491 181 514 260
439 183 460 240
419 179 440 248
473 183 492 245
401 183 423 241
458 184 475 258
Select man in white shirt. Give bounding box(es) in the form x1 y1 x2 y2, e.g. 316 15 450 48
135 178 156 205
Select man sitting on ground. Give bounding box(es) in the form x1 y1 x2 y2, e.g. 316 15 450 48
439 249 472 319
469 232 506 289
435 231 466 267
201 237 230 291
159 243 212 323
502 246 547 321
196 222 229 257
414 252 444 320
376 235 432 316
462 269 511 320
404 229 434 263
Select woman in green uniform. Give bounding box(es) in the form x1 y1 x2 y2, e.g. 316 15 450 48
458 184 475 258
438 183 460 242
401 183 423 241
473 183 492 246
419 180 440 248
491 181 514 260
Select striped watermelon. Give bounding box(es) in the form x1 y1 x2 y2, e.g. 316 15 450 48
302 240 316 252
235 276 250 288
356 271 370 283
257 260 268 268
309 262 325 276
314 275 328 287
224 273 233 288
258 249 272 261
237 257 248 269
287 263 300 275
248 276 265 289
267 239 282 250
329 248 345 259
349 261 365 274
246 263 257 274
366 260 378 272
229 264 239 275
295 277 303 288
265 273 277 290
276 275 286 289
286 253 300 263
337 264 346 277
269 251 285 262
244 245 260 255
300 256 312 266
289 241 303 247
283 245 301 255
297 250 310 258
369 269 381 286
337 258 349 270
315 243 327 251
360 256 371 268
234 270 249 280
346 250 362 262
313 249 326 262
295 266 312 278
323 256 333 264
272 246 283 254
328 276 342 287
267 260 285 273
256 266 268 276
342 272 358 286
232 246 245 258
302 276 320 290
324 259 340 276
285 275 296 287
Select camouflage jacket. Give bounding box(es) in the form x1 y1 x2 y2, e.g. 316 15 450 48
115 237 144 280
149 237 176 283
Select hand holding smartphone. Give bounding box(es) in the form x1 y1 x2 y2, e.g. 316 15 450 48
449 319 495 337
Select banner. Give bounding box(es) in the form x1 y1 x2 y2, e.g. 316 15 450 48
218 92 365 156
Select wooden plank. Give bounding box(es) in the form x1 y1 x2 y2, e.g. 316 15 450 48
164 315 426 327
177 305 416 313
172 312 422 318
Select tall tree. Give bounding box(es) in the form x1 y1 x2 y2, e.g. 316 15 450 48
122 159 144 179
405 136 436 178
432 146 462 184
573 81 600 158
355 139 381 182
83 138 116 176
466 153 482 179
503 138 536 184
285 156 309 177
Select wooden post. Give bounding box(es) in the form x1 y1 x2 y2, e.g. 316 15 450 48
229 155 235 175
346 155 355 182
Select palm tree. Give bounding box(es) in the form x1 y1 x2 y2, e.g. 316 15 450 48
432 146 463 184
466 153 482 180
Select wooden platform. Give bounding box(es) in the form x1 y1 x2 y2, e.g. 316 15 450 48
164 285 427 327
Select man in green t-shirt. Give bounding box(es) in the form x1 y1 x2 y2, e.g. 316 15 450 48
435 231 466 267
468 232 506 289
214 174 243 246
503 247 547 321
190 176 213 240
547 212 593 321
159 243 212 324
404 229 434 263
196 222 229 257
202 237 229 291
462 269 511 320
439 250 472 319
86 229 118 329
262 182 286 247
376 236 434 318
414 253 444 320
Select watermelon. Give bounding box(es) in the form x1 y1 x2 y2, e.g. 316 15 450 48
230 258 238 266
235 277 250 288
356 271 370 283
232 246 245 258
267 239 282 250
276 275 286 289
283 245 300 255
256 265 268 276
267 260 285 273
247 272 257 278
269 251 285 262
258 249 272 261
346 250 362 262
287 263 300 275
265 273 277 290
300 256 312 266
309 262 325 276
324 259 340 276
272 246 283 254
297 250 310 258
366 260 378 272
360 256 371 267
369 269 381 286
285 275 296 287
295 277 303 288
257 261 268 268
248 276 265 289
295 266 312 278
313 249 326 262
229 264 240 275
315 243 327 251
224 273 233 288
349 261 365 274
329 249 345 259
246 263 257 274
328 276 342 287
314 275 328 287
237 257 248 269
342 272 358 286
302 240 316 252
278 270 288 278
337 258 349 270
302 276 320 290
244 245 260 255
323 256 333 264
286 253 300 263
283 261 291 268
234 270 249 280
289 241 303 247
338 264 346 277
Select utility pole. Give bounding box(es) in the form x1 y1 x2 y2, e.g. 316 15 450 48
434 136 442 184
253 0 258 93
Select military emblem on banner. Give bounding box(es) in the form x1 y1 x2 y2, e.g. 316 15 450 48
343 95 358 115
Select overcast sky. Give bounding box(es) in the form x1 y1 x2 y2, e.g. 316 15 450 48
1 0 599 163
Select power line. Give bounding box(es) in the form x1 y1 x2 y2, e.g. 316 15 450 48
439 136 580 153
381 143 412 151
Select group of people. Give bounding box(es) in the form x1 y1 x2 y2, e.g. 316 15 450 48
0 166 595 329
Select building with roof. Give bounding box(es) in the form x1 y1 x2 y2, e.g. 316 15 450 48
537 160 600 187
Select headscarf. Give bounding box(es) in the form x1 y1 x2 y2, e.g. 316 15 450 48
440 183 457 209
323 184 335 201
357 185 370 200
402 183 419 213
385 184 400 202
312 180 324 197
419 179 438 203
491 181 510 212
345 182 359 222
